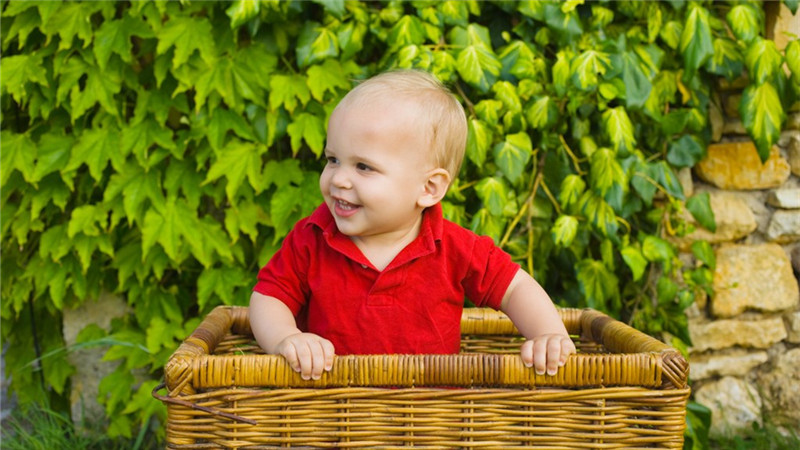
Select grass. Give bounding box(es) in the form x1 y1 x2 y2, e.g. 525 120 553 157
709 420 800 450
1 402 159 450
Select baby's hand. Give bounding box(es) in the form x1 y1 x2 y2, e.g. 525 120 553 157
276 332 335 380
520 334 576 376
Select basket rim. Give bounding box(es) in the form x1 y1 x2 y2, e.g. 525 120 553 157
164 306 689 393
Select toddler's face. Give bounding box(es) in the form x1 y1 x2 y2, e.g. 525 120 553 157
320 98 434 244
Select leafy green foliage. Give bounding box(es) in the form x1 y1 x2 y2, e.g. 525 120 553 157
1 0 797 445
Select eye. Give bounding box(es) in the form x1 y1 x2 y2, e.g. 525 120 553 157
326 156 339 165
356 162 373 172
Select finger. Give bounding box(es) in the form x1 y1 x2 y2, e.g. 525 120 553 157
532 338 548 375
546 338 562 375
520 340 535 368
295 341 313 380
559 338 576 366
309 340 327 380
281 342 301 373
322 339 335 371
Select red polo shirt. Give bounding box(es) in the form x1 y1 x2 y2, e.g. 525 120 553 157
253 203 520 354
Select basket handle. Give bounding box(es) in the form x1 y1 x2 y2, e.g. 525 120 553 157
151 382 257 425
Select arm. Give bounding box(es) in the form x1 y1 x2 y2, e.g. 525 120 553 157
500 269 576 376
249 291 335 380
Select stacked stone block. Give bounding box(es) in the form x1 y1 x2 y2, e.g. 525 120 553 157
681 122 800 436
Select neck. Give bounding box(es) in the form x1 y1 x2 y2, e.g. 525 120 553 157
350 213 424 271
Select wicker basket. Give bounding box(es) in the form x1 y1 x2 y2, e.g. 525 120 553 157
154 306 690 448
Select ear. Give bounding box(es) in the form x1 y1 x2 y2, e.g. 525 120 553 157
417 169 451 208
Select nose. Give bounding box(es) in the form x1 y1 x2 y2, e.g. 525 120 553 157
329 166 352 189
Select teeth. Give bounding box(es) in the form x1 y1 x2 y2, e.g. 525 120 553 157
337 200 356 210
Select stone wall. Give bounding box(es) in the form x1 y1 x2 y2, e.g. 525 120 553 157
682 107 800 435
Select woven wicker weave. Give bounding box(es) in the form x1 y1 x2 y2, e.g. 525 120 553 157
154 306 690 448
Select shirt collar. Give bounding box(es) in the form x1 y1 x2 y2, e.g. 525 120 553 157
306 203 443 270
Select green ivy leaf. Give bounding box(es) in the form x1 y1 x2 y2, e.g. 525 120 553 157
474 177 508 216
686 191 716 232
602 107 636 155
552 51 570 96
680 5 713 78
492 81 522 113
647 3 662 43
307 59 352 102
466 119 492 167
156 16 216 68
187 217 235 268
93 15 153 71
141 198 193 262
551 215 578 247
40 1 95 50
786 40 800 78
120 380 164 422
642 235 674 263
706 38 743 80
296 22 339 68
493 132 532 184
745 38 783 85
104 163 165 226
657 276 679 305
590 148 626 196
576 259 618 310
660 21 683 50
42 350 76 396
740 82 784 163
2 6 40 51
269 74 311 114
69 60 122 120
570 50 610 91
653 160 684 200
726 4 760 44
31 133 73 183
526 96 557 129
578 192 619 238
226 0 260 28
456 45 502 93
387 15 426 51
197 267 251 310
72 233 114 273
65 126 122 182
311 0 346 18
0 53 49 103
785 0 800 14
559 174 586 209
690 240 716 270
667 134 705 168
204 139 264 200
121 118 176 168
206 108 256 151
31 176 70 220
621 246 647 281
225 200 264 243
621 50 652 109
68 205 106 238
469 208 505 243
0 131 36 185
286 112 325 156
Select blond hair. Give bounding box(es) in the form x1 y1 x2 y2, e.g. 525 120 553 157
333 70 468 181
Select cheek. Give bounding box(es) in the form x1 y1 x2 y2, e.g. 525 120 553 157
319 171 329 192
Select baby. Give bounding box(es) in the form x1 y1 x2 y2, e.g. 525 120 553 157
250 69 575 380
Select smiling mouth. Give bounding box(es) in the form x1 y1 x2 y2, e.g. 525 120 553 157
333 199 361 217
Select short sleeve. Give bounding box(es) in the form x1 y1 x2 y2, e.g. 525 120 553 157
252 223 311 315
462 235 520 310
